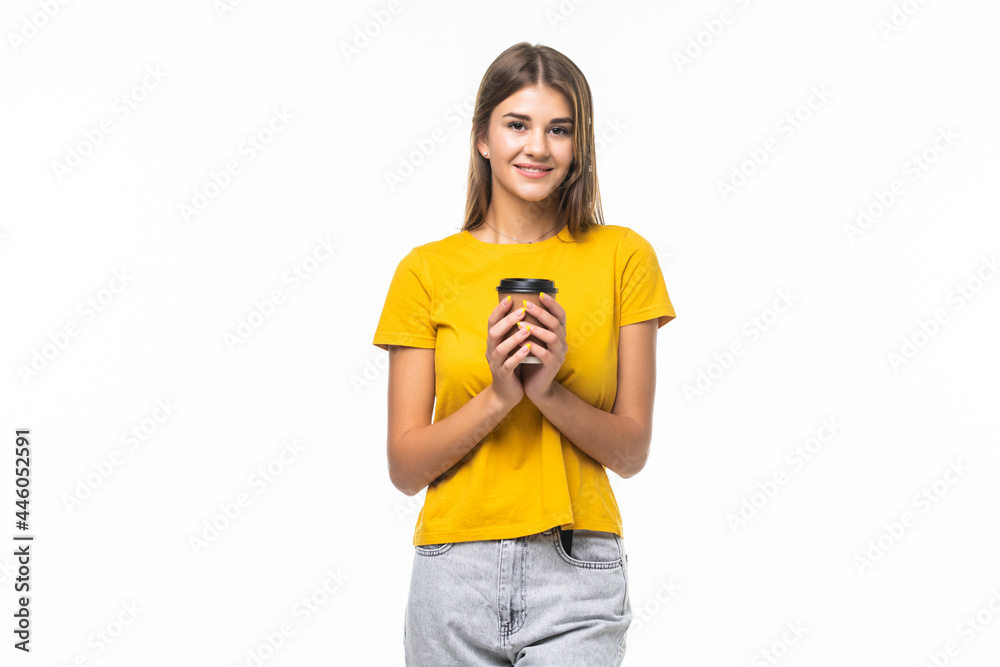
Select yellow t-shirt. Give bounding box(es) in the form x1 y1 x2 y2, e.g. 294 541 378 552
372 224 676 546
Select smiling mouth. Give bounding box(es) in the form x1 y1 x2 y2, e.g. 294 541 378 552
515 166 553 173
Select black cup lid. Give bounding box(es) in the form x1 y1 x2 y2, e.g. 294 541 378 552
496 278 558 293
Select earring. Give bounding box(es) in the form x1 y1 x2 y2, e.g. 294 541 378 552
483 152 488 158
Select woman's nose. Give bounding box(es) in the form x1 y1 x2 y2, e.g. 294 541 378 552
524 129 549 157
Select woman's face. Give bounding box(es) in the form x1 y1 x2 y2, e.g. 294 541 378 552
477 84 575 206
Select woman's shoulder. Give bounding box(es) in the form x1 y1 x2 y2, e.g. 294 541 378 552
391 230 465 262
577 223 646 248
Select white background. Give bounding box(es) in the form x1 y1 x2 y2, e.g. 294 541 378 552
2 0 999 665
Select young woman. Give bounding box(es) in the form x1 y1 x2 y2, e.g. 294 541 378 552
373 42 676 665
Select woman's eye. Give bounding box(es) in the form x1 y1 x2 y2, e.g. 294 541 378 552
507 122 569 136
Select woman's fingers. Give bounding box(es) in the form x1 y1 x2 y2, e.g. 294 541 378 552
519 323 553 343
486 298 532 367
489 303 526 341
524 297 565 331
496 319 531 359
487 296 513 329
503 338 532 369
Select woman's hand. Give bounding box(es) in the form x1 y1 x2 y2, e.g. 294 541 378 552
519 293 568 402
486 296 532 411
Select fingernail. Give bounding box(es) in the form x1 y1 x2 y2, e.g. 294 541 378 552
504 295 510 305
539 292 546 301
523 299 533 310
520 307 525 315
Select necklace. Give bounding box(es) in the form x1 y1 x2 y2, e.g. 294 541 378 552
482 218 563 244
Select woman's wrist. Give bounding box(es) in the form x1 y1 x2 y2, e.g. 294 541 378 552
485 383 519 417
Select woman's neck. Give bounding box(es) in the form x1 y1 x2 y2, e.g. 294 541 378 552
476 198 564 244
472 217 565 244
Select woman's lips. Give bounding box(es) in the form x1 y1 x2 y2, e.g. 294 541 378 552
514 165 553 178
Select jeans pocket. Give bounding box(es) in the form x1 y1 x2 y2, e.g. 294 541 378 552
555 529 622 569
414 542 453 556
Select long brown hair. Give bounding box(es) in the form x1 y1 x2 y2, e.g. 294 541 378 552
462 42 604 237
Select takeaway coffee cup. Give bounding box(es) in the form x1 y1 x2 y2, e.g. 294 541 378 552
497 278 558 364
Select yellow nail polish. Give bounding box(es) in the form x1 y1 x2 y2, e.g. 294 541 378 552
526 343 531 351
517 321 525 329
520 307 525 315
504 295 510 305
539 292 546 301
523 299 529 309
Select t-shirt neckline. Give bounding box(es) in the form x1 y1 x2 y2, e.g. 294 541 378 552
459 226 572 254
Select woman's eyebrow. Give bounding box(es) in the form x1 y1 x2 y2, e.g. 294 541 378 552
501 112 574 124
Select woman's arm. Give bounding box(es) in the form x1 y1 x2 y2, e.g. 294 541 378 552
529 319 658 478
386 345 516 496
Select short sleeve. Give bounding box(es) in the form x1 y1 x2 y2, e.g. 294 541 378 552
619 228 677 328
372 248 437 352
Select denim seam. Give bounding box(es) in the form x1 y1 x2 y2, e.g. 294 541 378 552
498 539 505 641
617 538 631 664
617 535 628 616
510 538 528 635
615 625 627 665
414 543 454 556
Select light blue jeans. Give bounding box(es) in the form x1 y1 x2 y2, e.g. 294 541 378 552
404 526 632 665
